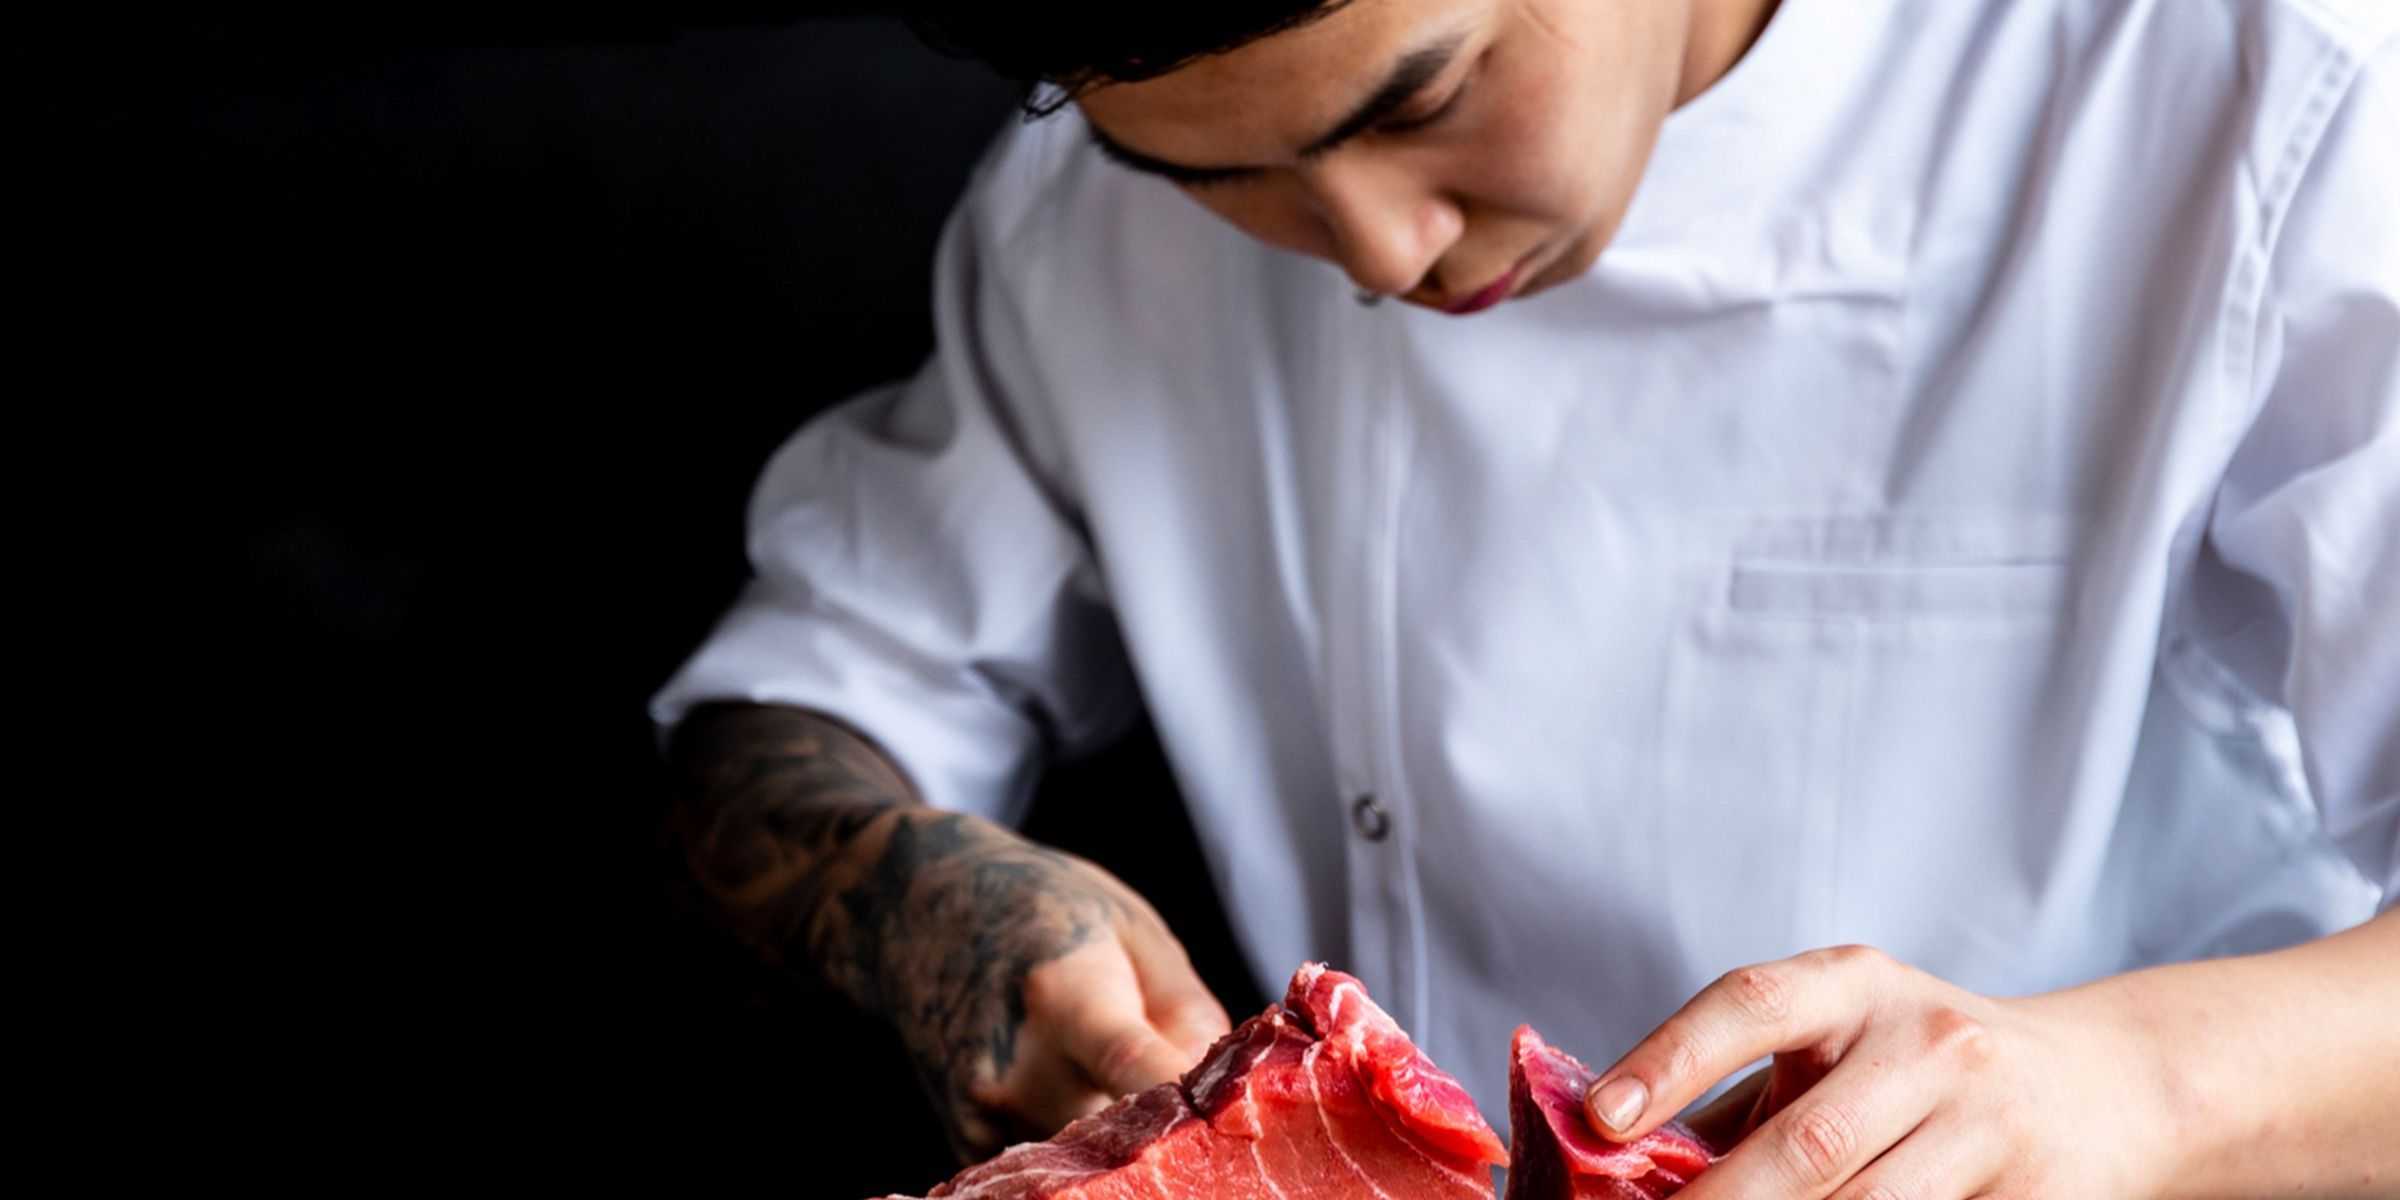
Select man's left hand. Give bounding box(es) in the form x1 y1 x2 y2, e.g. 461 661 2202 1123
1581 944 2171 1198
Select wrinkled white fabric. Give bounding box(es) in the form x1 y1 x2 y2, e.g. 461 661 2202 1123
653 0 2398 1114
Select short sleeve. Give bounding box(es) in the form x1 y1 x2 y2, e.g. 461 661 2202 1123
647 122 1138 826
2208 27 2400 906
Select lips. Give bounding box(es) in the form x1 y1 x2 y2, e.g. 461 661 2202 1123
1440 245 1545 315
1443 266 1522 315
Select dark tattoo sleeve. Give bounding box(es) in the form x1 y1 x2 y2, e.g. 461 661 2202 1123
668 702 1142 1160
668 702 920 974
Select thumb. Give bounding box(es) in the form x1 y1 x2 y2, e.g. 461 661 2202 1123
1034 946 1200 1096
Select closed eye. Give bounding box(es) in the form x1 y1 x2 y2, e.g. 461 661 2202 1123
1377 85 1469 136
1174 66 1473 194
1179 173 1248 193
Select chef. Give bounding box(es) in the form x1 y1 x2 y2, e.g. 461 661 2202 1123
653 0 2400 1193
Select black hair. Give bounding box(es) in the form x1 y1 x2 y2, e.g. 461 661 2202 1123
899 1 1360 116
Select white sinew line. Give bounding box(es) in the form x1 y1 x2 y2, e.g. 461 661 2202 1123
1379 1116 1489 1196
1233 1033 1280 1138
1328 981 1378 1059
1304 1043 1401 1200
1146 1147 1175 1197
1248 1134 1289 1200
1322 982 1486 1198
1239 1035 1292 1200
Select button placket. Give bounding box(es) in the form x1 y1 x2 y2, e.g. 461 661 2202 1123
1325 296 1417 1029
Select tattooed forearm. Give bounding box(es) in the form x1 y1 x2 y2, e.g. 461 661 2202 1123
668 702 919 972
668 701 1146 1158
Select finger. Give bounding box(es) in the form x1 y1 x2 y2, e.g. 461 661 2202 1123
1103 897 1232 1062
1681 1067 1772 1151
1047 854 1232 1063
973 1004 1121 1137
1151 988 1233 1064
1009 1081 1115 1138
945 1105 1009 1165
1827 1113 1996 1200
1586 946 1888 1142
1674 1037 1949 1200
1028 948 1198 1096
1066 1014 1195 1097
975 1052 1115 1138
1126 941 1232 1060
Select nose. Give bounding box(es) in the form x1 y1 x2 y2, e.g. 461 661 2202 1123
1303 157 1462 299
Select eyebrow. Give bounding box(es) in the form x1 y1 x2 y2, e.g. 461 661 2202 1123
1086 32 1470 186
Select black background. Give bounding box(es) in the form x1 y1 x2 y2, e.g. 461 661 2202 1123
47 8 1262 1190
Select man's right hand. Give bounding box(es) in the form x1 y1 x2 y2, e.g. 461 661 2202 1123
844 810 1233 1160
669 703 1230 1163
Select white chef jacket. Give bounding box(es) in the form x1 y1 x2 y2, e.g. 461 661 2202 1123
653 0 2399 1115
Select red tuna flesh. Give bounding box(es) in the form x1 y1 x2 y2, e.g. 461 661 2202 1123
1503 1026 1718 1200
876 962 1508 1200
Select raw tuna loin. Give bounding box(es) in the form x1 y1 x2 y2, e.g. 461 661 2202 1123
877 962 1509 1200
1504 1026 1719 1200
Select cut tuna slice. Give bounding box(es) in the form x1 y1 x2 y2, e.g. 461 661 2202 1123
1504 1026 1719 1200
874 963 1508 1200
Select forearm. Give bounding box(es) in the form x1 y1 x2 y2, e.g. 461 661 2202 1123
668 702 1166 1156
2057 907 2400 1196
667 701 923 992
667 700 1129 1033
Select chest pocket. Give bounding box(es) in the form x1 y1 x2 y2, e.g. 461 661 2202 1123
1651 516 2078 984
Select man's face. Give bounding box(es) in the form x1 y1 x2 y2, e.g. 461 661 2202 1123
1078 0 1742 315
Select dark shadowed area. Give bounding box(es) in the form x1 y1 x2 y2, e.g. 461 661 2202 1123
44 8 1264 1191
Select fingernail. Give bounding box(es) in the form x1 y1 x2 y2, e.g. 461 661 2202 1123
1589 1076 1647 1133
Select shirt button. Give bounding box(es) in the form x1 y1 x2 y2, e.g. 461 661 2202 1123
1352 794 1392 843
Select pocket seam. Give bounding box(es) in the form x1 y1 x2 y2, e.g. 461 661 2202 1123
1724 558 2072 618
